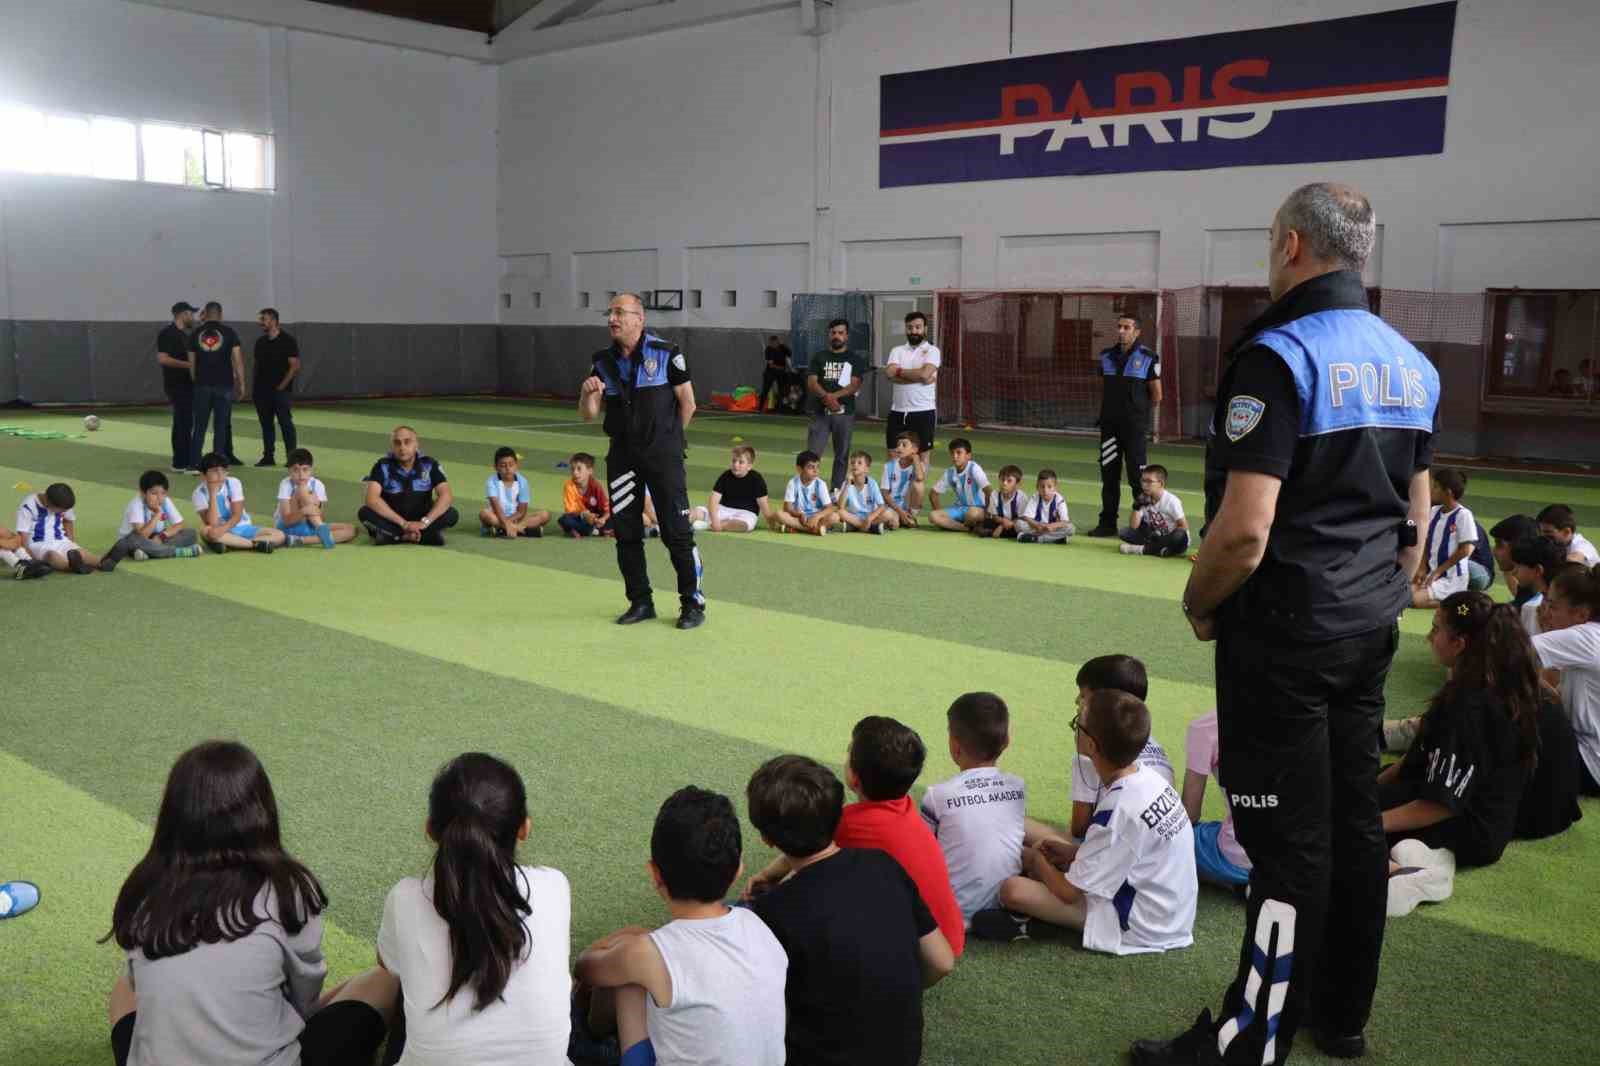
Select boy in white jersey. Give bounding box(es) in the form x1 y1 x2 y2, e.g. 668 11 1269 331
1411 467 1477 608
275 448 358 548
928 438 990 532
15 482 101 573
191 453 285 553
1017 469 1074 544
773 450 840 535
839 451 895 533
880 431 923 527
1062 655 1174 840
997 691 1197 953
1538 503 1600 565
1118 465 1190 558
574 786 787 1066
100 469 203 570
979 465 1027 539
478 445 550 539
921 692 1026 936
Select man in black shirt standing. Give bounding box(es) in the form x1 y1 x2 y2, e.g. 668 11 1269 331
252 308 300 467
157 302 196 470
1132 183 1440 1066
1088 313 1161 536
187 301 246 470
760 335 791 415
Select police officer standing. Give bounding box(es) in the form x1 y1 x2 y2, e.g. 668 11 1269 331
1088 312 1161 536
579 292 706 630
1131 184 1438 1066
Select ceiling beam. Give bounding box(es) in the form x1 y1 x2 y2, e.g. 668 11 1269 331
125 0 494 61
533 0 608 30
494 0 793 61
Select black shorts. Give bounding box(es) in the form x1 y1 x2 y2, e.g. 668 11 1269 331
112 1001 386 1066
886 409 936 453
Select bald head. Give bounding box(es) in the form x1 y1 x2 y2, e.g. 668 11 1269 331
1268 182 1376 299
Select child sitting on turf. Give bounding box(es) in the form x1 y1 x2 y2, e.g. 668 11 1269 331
575 786 787 1066
480 446 550 539
1489 514 1541 604
377 753 571 1064
920 693 1026 933
1057 655 1175 842
0 524 54 579
840 450 894 533
1017 469 1073 543
1411 467 1478 608
1531 563 1600 798
997 691 1197 953
745 755 954 1066
1537 503 1600 565
1181 710 1252 889
275 449 357 548
690 444 771 532
880 431 923 527
1118 465 1190 558
1381 593 1542 916
744 716 966 956
15 482 101 574
773 450 839 535
191 454 285 553
101 470 202 570
1510 535 1568 638
979 465 1027 539
558 452 612 538
929 437 990 532
107 741 396 1066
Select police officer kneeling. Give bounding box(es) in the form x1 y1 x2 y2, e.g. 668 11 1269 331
580 292 706 629
1132 183 1438 1066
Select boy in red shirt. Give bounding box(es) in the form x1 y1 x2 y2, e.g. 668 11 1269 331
745 715 965 955
557 451 613 538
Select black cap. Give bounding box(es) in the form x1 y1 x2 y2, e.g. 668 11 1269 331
171 301 198 315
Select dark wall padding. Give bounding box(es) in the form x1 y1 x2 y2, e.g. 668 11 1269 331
0 319 16 404
507 325 789 402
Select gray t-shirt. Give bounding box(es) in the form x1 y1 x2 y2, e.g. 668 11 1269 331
123 887 326 1066
645 907 788 1066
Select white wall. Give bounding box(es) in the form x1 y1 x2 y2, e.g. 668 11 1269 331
0 0 497 324
495 0 1600 330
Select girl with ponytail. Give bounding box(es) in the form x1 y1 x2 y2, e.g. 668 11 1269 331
1531 562 1600 795
377 753 571 1065
1378 593 1541 910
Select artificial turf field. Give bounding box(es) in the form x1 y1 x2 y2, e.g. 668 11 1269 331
2 396 1598 1066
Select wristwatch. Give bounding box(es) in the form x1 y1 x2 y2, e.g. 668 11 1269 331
420 517 431 528
1398 519 1418 547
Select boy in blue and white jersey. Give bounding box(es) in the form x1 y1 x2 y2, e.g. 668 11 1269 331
775 450 840 535
1017 469 1074 543
192 453 285 553
978 465 1027 539
1411 466 1477 608
840 451 894 534
880 431 922 528
928 438 990 532
479 445 550 539
276 448 357 547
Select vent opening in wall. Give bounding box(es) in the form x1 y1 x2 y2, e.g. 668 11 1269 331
500 293 511 309
690 290 702 308
579 291 591 309
607 290 618 303
530 292 542 309
722 290 738 308
763 290 778 308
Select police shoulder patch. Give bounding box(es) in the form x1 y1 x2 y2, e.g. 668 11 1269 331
672 353 686 372
1225 395 1266 442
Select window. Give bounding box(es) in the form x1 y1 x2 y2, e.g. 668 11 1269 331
530 291 542 309
722 290 738 308
501 293 512 309
1486 290 1599 401
0 103 272 191
689 289 702 309
579 291 591 309
763 289 779 308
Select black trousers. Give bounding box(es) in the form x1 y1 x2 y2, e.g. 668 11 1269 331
358 505 458 545
1212 621 1397 1065
761 367 787 412
191 385 235 466
607 446 703 611
167 388 193 467
1098 417 1146 528
255 389 297 459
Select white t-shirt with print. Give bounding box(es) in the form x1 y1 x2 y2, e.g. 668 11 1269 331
920 766 1026 921
886 341 941 413
986 489 1027 522
191 477 251 525
1137 491 1186 536
119 496 184 537
484 473 529 518
1023 492 1070 527
785 476 833 517
1067 764 1197 956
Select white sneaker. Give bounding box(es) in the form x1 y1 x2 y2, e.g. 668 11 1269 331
131 549 149 562
817 523 828 536
692 519 710 532
1386 841 1456 917
1119 543 1143 555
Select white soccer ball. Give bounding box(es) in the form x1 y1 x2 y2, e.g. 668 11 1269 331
83 414 101 431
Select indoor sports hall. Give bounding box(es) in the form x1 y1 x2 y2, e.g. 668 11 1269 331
2 3 1597 1065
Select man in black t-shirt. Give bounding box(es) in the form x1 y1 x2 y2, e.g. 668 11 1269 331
358 426 459 546
760 335 793 415
157 301 196 470
743 754 954 1066
187 301 246 469
805 319 869 490
252 307 301 467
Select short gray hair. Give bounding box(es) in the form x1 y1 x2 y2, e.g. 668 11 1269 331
1276 182 1376 272
614 291 645 313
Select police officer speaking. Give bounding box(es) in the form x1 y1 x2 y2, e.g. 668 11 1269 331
1089 312 1161 537
579 292 706 630
1132 184 1438 1066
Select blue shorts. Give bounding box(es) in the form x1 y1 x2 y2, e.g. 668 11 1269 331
277 520 316 538
621 1040 657 1066
230 523 259 539
943 505 982 524
1194 821 1251 887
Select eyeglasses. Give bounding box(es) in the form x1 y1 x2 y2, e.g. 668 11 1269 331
1070 714 1097 744
603 308 641 319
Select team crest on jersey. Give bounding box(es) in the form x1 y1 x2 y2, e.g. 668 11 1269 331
1225 395 1265 442
672 353 686 372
